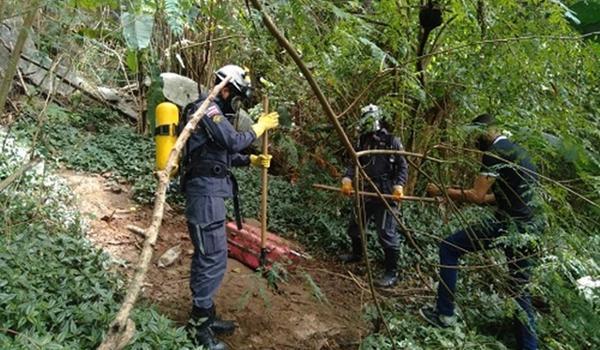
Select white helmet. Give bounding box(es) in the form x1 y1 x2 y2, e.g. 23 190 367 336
358 104 383 133
214 64 252 98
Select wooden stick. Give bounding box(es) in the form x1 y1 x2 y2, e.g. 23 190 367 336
98 76 231 350
355 149 447 163
312 184 440 203
259 96 269 266
125 224 146 238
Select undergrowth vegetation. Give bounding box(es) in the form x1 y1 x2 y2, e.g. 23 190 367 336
11 103 157 203
0 130 196 349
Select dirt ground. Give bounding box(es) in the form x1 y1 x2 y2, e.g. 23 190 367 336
62 170 368 349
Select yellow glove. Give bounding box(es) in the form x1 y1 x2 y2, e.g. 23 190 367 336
251 111 280 137
250 154 272 168
341 177 353 196
393 185 404 201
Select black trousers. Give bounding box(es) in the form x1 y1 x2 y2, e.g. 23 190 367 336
347 199 400 251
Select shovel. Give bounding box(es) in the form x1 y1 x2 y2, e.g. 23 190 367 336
225 96 306 270
259 96 270 267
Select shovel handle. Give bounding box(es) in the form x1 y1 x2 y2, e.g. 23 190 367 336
260 97 269 257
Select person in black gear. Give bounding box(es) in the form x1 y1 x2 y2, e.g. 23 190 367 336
420 114 542 350
182 64 278 350
339 104 408 288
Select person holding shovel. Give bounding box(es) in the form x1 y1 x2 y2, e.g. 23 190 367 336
419 113 542 350
339 104 408 288
181 64 279 350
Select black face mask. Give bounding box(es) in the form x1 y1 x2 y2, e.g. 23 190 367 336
475 134 491 151
214 93 236 123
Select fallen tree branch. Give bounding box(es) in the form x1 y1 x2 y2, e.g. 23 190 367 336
1 46 138 121
355 148 448 163
97 76 231 350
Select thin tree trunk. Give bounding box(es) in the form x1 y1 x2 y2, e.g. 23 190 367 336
248 1 398 349
97 77 231 350
0 0 39 112
477 0 486 39
136 51 146 134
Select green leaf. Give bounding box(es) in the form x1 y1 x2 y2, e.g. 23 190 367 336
126 49 139 73
121 12 155 50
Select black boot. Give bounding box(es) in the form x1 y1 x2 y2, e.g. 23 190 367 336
209 305 236 335
189 306 228 350
339 237 363 263
375 249 400 288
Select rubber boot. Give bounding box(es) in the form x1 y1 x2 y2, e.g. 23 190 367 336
209 305 236 335
339 237 363 263
375 249 399 288
189 306 228 350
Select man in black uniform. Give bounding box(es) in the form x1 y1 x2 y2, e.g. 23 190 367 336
420 114 542 350
339 104 408 288
182 65 279 350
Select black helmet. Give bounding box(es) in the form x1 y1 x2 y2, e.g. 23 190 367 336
358 104 383 133
214 64 252 99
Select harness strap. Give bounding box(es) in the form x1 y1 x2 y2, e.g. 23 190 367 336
230 172 243 230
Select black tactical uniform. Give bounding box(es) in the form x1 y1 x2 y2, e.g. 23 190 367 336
341 127 408 287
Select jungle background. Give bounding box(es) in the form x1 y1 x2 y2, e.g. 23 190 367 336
0 0 599 349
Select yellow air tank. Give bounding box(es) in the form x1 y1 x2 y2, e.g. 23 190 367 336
155 102 179 171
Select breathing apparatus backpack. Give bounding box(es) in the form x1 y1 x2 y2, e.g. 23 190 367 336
154 102 180 172
153 100 197 192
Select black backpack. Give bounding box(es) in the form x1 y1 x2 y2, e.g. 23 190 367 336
176 100 199 192
358 130 402 180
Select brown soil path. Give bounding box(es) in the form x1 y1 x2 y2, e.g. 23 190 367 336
62 170 368 349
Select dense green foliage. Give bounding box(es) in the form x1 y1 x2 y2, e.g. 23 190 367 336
1 0 599 349
0 133 196 349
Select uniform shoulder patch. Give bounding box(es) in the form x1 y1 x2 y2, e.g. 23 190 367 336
206 104 221 118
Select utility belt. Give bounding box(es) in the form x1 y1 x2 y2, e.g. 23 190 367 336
185 160 244 230
186 161 229 178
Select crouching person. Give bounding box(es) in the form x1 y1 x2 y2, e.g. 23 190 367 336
420 114 542 350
